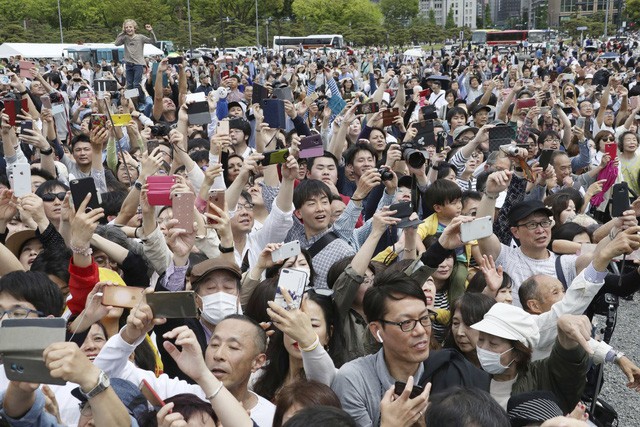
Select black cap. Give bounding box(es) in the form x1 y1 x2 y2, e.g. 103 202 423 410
508 200 553 227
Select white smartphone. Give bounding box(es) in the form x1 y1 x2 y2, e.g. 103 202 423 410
460 216 493 243
274 268 309 310
271 240 301 263
11 163 31 197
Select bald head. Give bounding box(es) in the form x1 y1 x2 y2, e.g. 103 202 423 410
519 275 565 315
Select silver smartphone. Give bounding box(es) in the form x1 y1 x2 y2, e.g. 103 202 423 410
271 240 301 263
460 216 493 243
275 268 309 310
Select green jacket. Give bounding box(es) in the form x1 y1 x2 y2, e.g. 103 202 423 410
512 338 589 413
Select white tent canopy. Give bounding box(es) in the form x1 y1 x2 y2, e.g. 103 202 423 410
0 43 73 58
403 48 425 58
0 42 164 59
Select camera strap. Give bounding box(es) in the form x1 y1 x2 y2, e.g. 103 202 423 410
411 174 421 216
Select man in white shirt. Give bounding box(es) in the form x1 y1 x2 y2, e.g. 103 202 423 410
427 79 447 110
95 311 275 426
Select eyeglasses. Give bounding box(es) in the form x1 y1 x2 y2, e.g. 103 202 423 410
235 202 255 212
544 138 561 145
516 219 552 230
0 307 43 319
41 192 66 202
381 315 432 332
601 136 616 142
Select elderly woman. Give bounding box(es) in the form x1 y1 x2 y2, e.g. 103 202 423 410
471 303 589 413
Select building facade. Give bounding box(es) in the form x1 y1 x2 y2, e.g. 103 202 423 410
419 0 478 28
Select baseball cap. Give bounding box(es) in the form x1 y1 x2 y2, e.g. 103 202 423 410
507 200 553 227
227 101 243 111
191 258 242 285
471 103 491 116
471 303 540 348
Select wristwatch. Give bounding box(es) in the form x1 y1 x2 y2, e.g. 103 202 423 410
133 180 143 191
81 370 110 399
218 244 234 254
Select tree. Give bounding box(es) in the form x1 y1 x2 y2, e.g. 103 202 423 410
445 5 456 29
380 0 418 26
427 9 437 26
626 0 640 27
483 3 493 28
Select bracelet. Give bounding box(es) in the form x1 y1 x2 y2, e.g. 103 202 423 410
39 147 54 156
206 382 224 401
19 90 28 96
485 193 500 200
351 196 364 202
300 335 320 352
70 244 93 257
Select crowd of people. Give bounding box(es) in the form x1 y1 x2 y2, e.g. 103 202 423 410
1 18 640 426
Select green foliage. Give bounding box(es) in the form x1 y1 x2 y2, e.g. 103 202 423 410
0 0 472 50
445 5 456 29
625 0 640 27
561 13 605 38
380 0 418 25
480 3 493 28
427 9 437 26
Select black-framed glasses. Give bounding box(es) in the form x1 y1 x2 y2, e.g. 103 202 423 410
516 219 552 230
381 315 432 332
41 192 66 202
236 202 255 212
0 307 44 319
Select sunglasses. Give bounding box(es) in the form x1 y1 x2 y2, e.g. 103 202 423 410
41 192 66 202
602 136 616 142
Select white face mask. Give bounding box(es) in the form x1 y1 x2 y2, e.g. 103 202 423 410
200 292 241 325
476 346 514 375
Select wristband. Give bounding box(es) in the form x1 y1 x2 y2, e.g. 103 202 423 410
39 147 54 156
19 90 28 96
300 334 320 352
218 244 234 254
70 244 93 257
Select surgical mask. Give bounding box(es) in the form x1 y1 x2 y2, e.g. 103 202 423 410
476 346 514 375
200 292 241 325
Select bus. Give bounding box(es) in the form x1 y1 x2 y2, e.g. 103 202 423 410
528 30 558 49
272 34 344 53
471 29 499 45
486 30 528 46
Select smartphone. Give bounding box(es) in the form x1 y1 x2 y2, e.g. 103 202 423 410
252 83 270 105
167 56 183 66
90 114 107 130
304 92 319 107
382 108 400 127
539 106 550 115
630 96 639 110
355 102 380 115
262 99 287 129
207 190 225 225
522 79 534 86
389 201 413 218
460 216 493 243
271 240 301 263
515 98 536 109
139 379 166 407
3 98 18 126
40 95 52 109
111 113 132 127
146 291 198 318
273 86 294 103
259 149 290 166
20 120 33 133
538 149 554 171
221 70 230 79
0 318 67 385
217 120 229 136
394 381 424 399
102 286 144 309
275 268 309 310
11 163 31 197
147 176 176 206
576 117 586 129
298 134 324 159
611 182 630 217
69 177 102 212
187 101 211 125
605 142 617 160
0 75 10 85
172 192 194 233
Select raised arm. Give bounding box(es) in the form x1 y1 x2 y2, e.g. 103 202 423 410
476 170 512 260
152 59 169 121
